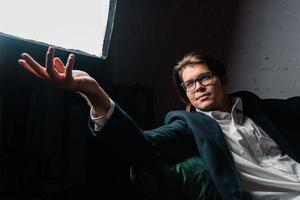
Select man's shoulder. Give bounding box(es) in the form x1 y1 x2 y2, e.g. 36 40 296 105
229 90 260 100
164 109 213 125
164 110 194 121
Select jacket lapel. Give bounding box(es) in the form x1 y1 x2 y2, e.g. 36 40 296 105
194 112 233 159
186 112 242 200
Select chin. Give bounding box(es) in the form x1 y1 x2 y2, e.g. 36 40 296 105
195 100 214 111
201 107 213 111
196 103 214 111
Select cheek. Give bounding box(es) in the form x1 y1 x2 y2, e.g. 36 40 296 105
186 93 198 105
186 93 194 102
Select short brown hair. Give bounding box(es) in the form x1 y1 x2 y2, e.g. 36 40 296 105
173 52 226 104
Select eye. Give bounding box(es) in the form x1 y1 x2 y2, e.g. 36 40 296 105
197 72 212 81
184 80 194 88
200 74 211 81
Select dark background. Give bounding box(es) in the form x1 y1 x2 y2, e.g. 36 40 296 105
0 0 239 199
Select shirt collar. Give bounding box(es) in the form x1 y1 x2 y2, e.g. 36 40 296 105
196 97 244 124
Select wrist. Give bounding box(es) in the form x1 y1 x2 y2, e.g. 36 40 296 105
80 85 111 115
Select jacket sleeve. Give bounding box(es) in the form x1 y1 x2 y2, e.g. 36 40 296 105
88 103 195 167
144 113 197 165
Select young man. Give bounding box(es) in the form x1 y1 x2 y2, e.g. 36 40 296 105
19 47 300 199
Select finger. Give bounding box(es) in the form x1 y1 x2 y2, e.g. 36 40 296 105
45 46 60 80
53 57 65 73
18 59 44 79
45 46 55 69
65 54 75 82
21 53 50 79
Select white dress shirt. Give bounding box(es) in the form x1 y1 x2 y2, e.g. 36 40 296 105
198 97 300 199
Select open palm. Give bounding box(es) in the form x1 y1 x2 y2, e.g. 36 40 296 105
18 46 99 94
18 46 111 115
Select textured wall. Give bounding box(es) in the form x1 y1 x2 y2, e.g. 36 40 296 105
227 0 300 98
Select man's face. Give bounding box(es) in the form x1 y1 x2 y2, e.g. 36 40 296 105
181 64 228 112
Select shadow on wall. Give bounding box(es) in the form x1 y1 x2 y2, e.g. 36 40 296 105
107 0 240 125
111 84 154 130
0 35 154 200
0 35 116 200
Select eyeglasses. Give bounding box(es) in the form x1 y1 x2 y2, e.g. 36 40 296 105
181 72 214 92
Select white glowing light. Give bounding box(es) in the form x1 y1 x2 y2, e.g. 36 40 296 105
0 0 111 57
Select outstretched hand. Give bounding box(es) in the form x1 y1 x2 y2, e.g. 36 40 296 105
18 46 111 115
19 46 95 91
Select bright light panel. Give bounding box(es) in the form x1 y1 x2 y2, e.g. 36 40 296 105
0 0 110 58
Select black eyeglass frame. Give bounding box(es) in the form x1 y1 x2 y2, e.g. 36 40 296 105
181 71 214 92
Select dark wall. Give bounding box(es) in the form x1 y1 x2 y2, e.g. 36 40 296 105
107 0 239 125
0 0 240 199
0 36 114 200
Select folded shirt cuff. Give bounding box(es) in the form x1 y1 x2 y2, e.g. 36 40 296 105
90 98 115 131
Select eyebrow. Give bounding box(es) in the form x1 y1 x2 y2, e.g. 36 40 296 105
184 71 211 82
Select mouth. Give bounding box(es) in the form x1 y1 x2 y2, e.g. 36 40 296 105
196 93 211 101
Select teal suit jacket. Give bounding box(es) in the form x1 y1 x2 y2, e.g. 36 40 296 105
90 91 300 200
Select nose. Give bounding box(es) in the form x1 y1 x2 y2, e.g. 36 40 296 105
194 81 205 92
